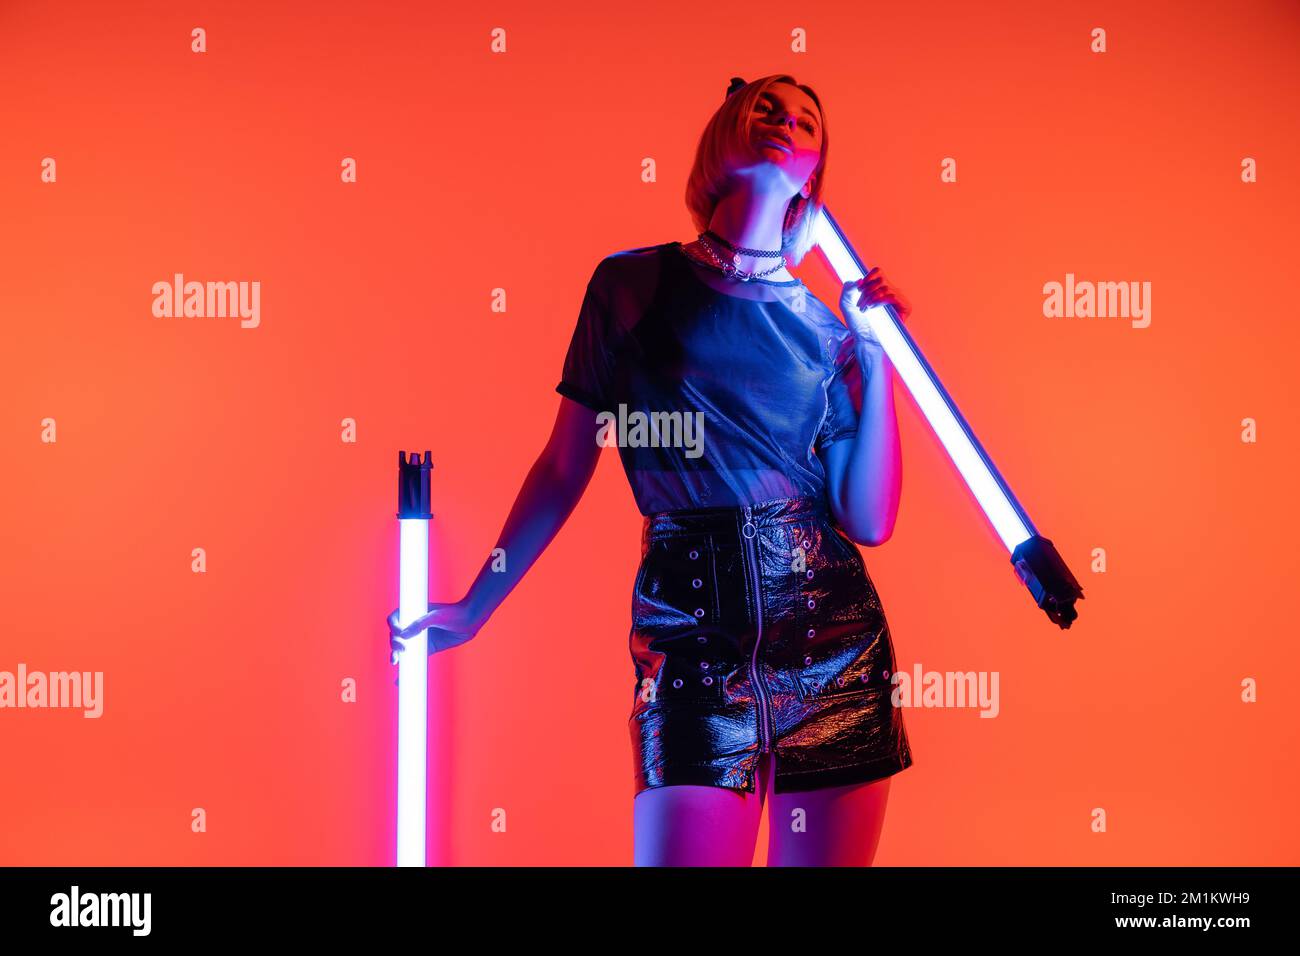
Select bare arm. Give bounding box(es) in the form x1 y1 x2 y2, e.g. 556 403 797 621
819 269 913 548
820 350 902 547
460 395 602 629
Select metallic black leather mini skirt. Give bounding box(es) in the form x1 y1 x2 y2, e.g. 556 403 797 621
628 495 915 796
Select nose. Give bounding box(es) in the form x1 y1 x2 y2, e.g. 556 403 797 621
763 116 796 143
770 108 797 131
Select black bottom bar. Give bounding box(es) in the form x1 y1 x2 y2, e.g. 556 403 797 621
0 866 1292 941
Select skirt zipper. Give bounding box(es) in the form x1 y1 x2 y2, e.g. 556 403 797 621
742 504 773 753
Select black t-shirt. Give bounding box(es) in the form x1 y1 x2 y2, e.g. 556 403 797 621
556 240 863 516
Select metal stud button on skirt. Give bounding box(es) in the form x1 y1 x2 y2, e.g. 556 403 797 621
628 495 914 796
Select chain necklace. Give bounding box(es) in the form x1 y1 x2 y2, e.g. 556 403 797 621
696 230 792 283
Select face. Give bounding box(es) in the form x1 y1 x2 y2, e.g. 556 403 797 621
742 82 823 195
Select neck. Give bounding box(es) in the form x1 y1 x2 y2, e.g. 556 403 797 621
705 181 792 263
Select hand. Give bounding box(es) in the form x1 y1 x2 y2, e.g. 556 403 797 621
386 599 481 663
838 267 912 367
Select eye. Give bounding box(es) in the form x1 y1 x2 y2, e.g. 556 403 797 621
757 99 817 136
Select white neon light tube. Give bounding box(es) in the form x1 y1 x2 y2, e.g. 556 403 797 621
396 520 429 866
812 207 1033 553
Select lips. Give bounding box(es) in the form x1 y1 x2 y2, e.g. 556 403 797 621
759 135 793 153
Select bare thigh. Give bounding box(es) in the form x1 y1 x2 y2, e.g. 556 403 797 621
632 753 774 866
767 775 892 866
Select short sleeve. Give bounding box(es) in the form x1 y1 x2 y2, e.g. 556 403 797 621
556 259 618 412
817 332 864 450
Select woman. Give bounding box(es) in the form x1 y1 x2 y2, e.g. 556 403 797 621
388 74 914 866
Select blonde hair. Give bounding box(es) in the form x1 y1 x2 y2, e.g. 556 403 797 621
684 74 828 266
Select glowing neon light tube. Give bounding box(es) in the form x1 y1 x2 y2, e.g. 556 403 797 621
812 207 1083 627
395 450 432 865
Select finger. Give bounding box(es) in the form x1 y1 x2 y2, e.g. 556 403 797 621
399 615 426 638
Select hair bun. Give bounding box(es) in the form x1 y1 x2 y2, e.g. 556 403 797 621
725 76 747 99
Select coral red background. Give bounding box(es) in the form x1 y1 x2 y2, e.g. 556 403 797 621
1 0 1297 865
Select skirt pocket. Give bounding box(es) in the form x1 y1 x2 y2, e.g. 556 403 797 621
632 531 719 629
630 531 728 708
791 517 896 704
794 636 895 702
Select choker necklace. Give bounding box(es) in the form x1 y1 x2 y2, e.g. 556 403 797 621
691 232 797 285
